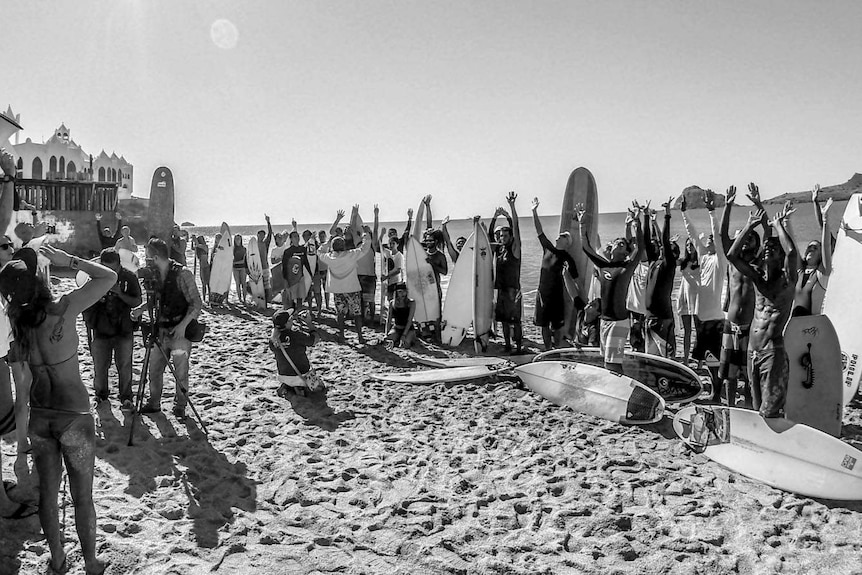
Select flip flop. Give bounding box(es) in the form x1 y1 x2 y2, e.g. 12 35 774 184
0 501 38 520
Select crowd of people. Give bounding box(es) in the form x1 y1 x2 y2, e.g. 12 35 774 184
0 146 839 573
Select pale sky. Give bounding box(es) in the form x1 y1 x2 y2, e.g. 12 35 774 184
4 1 861 226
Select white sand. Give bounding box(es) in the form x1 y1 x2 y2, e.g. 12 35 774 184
2 278 862 574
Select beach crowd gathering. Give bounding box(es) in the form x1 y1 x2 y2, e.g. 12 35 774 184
0 141 853 574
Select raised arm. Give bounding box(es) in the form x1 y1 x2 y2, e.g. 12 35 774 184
0 150 15 234
820 197 834 275
403 207 413 242
372 204 380 251
772 202 799 284
660 198 674 262
642 207 657 262
719 186 736 255
423 195 433 230
507 192 521 259
329 210 344 237
41 246 117 315
441 216 460 262
728 210 767 289
265 214 273 245
579 209 608 268
746 183 772 241
679 193 704 250
412 201 426 239
530 197 544 238
624 215 645 273
812 184 824 230
703 190 724 264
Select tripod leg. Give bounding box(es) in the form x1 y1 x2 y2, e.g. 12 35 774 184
127 336 154 447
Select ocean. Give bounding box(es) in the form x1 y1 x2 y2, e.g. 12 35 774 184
186 201 840 316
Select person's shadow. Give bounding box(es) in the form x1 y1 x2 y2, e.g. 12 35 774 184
96 404 256 549
283 387 355 432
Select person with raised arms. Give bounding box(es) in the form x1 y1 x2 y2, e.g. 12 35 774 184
0 244 116 575
530 197 580 351
715 184 763 406
644 198 679 358
727 200 798 418
95 211 123 251
489 192 523 354
675 237 700 364
356 205 380 323
441 216 467 263
257 214 274 303
580 203 645 373
681 189 727 376
792 184 833 316
281 220 313 311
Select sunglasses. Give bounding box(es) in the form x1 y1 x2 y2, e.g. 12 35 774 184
0 243 12 250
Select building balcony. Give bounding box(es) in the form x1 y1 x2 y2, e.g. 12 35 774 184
45 171 94 182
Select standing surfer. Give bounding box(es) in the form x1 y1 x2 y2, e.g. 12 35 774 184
489 192 523 354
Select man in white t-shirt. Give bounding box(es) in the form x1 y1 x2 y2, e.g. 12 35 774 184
381 235 404 301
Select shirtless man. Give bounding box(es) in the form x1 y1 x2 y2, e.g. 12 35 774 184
715 184 763 406
581 204 645 373
727 202 798 418
792 184 833 316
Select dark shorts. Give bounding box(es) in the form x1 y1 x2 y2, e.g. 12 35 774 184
534 289 565 329
358 275 376 303
692 319 725 362
748 344 789 418
718 322 750 380
495 288 522 323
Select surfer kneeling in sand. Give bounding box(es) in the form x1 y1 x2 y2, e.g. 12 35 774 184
271 308 322 397
727 201 798 418
580 203 645 374
0 246 115 575
385 282 416 348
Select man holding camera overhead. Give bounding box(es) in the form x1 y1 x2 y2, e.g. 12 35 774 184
134 237 202 420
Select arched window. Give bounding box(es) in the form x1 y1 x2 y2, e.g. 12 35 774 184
49 156 57 174
58 156 66 178
32 157 42 179
111 168 117 182
67 161 76 176
16 157 22 178
117 169 123 182
98 167 105 181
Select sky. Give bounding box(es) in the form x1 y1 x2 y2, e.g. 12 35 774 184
3 0 861 226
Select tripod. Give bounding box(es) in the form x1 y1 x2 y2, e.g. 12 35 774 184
127 287 208 446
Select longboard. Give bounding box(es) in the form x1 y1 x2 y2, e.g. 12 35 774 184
560 168 599 338
822 193 862 405
371 364 510 384
441 231 474 346
784 315 843 436
246 236 266 309
472 221 494 352
515 361 665 424
208 223 233 304
533 347 702 404
674 406 862 500
147 167 175 246
404 236 440 324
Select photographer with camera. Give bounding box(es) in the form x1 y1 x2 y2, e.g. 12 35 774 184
84 248 142 412
134 237 202 420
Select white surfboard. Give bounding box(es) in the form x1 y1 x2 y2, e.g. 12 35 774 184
784 315 843 437
472 221 494 352
246 236 266 309
209 223 233 304
404 236 440 324
674 406 862 500
371 364 510 384
414 355 512 368
822 193 862 405
441 232 475 346
304 241 318 298
515 361 665 424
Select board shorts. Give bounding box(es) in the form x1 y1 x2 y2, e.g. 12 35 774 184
358 275 376 304
645 317 674 358
534 289 565 329
262 266 272 291
285 282 307 302
334 292 362 316
600 318 630 365
718 322 750 380
495 288 522 323
748 343 788 418
692 319 725 363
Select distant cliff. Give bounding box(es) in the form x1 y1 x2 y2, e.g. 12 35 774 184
672 186 727 210
763 173 862 204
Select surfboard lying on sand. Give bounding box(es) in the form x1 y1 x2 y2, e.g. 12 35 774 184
209 223 233 304
533 347 702 404
414 356 512 368
441 231 475 346
371 364 511 384
784 315 843 437
472 221 494 352
246 236 266 309
674 406 862 500
822 193 862 405
515 361 665 425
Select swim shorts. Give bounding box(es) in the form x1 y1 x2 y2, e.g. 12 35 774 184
495 288 522 323
645 317 674 358
718 322 750 380
358 275 376 303
334 292 362 317
692 319 725 362
600 318 630 365
748 343 788 418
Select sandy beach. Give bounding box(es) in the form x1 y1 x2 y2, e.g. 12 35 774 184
2 276 862 575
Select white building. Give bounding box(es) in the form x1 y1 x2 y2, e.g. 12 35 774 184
6 106 134 200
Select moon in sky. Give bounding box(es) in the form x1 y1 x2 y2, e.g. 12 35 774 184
210 19 239 50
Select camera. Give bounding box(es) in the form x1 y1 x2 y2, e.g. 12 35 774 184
136 261 161 292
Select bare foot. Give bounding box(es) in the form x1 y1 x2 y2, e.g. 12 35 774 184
85 557 107 575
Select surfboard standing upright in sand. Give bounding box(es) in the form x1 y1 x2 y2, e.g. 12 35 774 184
209 223 233 305
674 405 862 500
559 167 599 338
441 231 475 347
147 167 175 246
822 193 862 405
246 236 266 309
783 315 843 437
404 201 440 325
472 221 494 353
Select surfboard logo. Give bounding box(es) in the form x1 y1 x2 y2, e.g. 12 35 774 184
842 454 857 471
